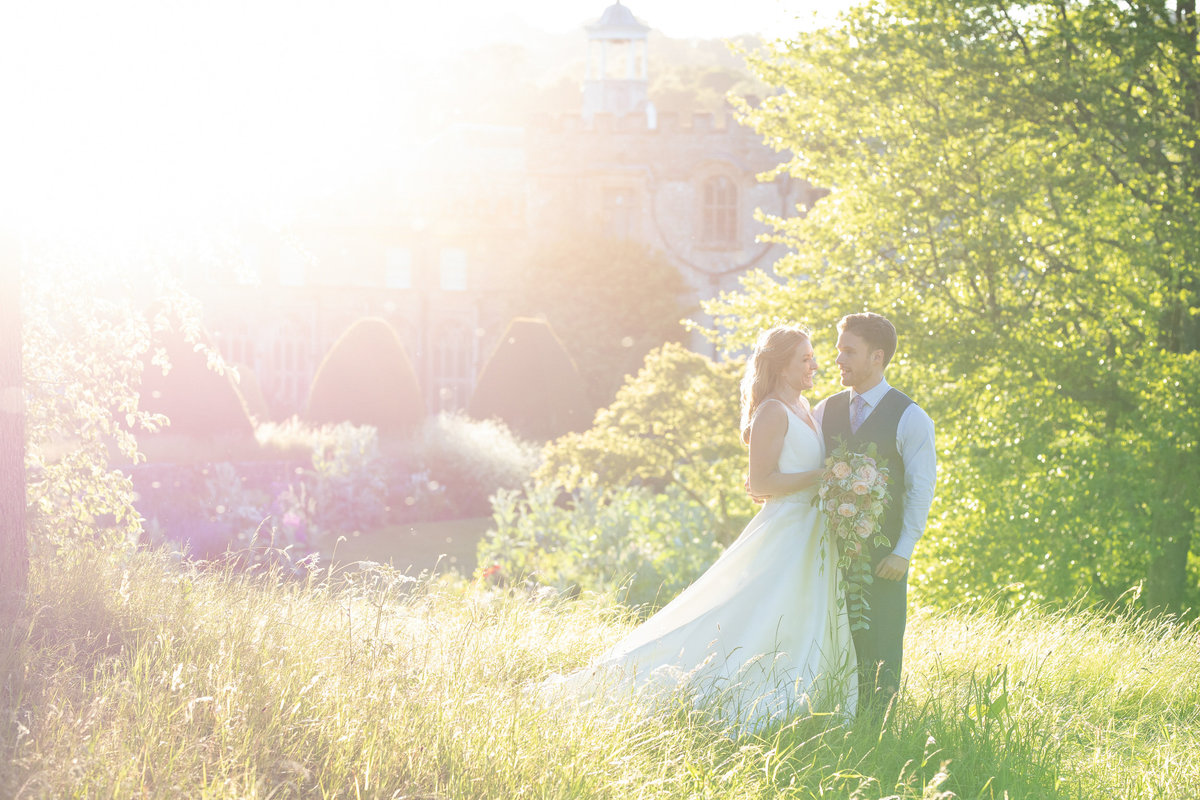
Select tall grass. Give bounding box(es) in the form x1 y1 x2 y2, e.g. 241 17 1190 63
2 548 1197 798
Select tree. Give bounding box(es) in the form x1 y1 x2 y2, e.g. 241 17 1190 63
509 232 689 407
23 264 170 554
0 245 27 617
538 343 754 541
305 318 426 435
467 317 592 442
707 0 1200 612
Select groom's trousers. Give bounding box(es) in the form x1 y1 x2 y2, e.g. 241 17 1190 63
851 549 908 706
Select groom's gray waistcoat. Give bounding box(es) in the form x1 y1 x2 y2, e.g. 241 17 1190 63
822 388 912 560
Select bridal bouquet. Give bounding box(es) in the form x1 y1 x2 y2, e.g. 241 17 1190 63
814 441 892 632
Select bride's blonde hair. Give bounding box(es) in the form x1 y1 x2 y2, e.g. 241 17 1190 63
739 325 811 445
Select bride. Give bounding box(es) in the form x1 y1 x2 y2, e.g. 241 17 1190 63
543 326 857 732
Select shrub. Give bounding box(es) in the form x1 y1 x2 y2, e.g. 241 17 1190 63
278 422 391 538
410 412 540 519
507 232 689 406
305 318 425 434
467 317 592 442
140 462 278 560
477 480 723 609
538 343 753 542
140 306 255 440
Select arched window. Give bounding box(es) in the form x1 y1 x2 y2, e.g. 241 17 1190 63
701 175 738 247
431 319 475 412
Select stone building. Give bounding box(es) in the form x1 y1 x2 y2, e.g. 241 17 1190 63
199 1 812 421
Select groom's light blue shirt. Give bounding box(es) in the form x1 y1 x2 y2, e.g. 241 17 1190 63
813 378 937 560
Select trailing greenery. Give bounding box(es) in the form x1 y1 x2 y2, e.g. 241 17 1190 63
478 480 725 609
4 544 1199 797
706 0 1200 614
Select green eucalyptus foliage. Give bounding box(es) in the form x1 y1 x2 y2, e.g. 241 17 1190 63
708 0 1200 612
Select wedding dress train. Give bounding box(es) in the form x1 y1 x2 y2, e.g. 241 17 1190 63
544 403 857 732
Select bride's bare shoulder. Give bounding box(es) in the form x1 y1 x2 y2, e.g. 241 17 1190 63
752 397 789 428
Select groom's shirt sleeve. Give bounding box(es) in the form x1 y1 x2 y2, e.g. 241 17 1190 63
893 406 937 560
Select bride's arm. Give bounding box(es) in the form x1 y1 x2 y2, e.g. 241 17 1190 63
747 402 822 498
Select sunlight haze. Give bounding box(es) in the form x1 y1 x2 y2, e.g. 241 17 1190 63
2 0 850 247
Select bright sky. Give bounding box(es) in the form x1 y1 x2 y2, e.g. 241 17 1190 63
455 0 846 42
0 0 852 247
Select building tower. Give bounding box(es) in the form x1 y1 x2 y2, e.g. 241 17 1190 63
582 2 650 122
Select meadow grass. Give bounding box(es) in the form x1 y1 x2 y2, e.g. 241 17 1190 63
1 547 1197 799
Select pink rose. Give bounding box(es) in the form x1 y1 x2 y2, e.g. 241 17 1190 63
825 499 839 514
837 503 857 518
856 464 878 483
851 480 871 495
832 462 852 479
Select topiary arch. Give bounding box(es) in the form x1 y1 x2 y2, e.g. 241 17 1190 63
304 317 425 434
467 317 592 442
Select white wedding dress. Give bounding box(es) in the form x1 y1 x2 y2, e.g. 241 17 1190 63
543 402 857 732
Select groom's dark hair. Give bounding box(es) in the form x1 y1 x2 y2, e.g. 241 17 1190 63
838 312 898 366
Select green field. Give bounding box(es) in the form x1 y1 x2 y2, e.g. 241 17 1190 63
2 547 1197 799
322 517 493 577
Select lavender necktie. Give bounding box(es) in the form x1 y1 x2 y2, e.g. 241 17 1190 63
850 394 866 433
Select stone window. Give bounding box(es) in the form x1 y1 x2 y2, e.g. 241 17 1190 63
386 247 412 289
702 176 738 247
440 248 468 291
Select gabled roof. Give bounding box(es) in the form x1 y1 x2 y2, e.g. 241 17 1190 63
586 1 650 38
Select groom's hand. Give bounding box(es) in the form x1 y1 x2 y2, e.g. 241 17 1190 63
875 554 909 581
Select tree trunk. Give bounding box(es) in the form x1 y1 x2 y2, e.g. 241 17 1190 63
1144 529 1191 615
1142 454 1195 614
0 238 28 620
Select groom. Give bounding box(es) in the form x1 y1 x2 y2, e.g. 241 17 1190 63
813 312 936 707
